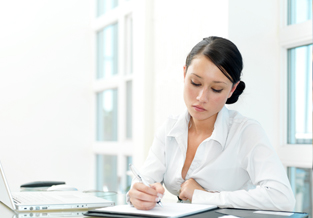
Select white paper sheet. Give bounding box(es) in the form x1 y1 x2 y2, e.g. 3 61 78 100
95 203 217 217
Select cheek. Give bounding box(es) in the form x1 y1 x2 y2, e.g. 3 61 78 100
212 93 229 105
184 84 197 100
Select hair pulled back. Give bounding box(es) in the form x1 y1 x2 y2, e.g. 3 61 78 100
185 36 245 104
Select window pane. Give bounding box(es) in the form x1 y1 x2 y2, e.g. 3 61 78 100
97 23 118 79
96 154 118 192
126 156 133 192
287 44 312 144
288 0 312 25
97 0 118 17
97 89 118 141
125 14 133 75
126 81 132 139
287 167 312 217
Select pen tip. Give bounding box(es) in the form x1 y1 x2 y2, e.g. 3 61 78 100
158 202 163 207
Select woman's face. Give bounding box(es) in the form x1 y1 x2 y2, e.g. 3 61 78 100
183 55 238 122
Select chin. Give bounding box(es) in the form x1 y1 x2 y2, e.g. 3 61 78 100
189 110 209 120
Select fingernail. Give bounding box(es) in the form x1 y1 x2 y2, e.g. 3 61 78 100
157 193 163 198
155 197 160 202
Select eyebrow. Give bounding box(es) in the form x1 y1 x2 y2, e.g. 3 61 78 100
191 73 228 85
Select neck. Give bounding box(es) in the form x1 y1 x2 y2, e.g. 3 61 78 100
189 113 217 136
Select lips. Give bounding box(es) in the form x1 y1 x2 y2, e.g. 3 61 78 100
192 105 206 112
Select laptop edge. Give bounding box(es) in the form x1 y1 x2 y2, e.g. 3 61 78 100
0 161 114 212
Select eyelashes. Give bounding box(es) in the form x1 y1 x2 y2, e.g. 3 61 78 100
191 80 201 86
190 80 223 93
212 89 223 93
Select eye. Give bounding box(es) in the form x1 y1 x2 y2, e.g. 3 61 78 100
212 88 223 93
191 80 201 86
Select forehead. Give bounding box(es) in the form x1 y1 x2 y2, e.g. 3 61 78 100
187 55 232 85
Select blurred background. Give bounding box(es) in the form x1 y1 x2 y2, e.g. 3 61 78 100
0 0 311 216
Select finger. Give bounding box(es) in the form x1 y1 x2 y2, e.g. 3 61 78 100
131 198 156 210
131 189 161 203
129 185 160 203
150 183 165 195
178 192 188 201
133 182 158 196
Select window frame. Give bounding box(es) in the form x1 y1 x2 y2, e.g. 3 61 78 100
91 0 135 193
91 0 155 194
278 0 312 168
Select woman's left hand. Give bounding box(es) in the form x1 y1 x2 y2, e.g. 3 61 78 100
179 178 206 201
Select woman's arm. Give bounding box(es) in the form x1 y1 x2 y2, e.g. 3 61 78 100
127 121 168 209
189 123 295 211
128 182 164 210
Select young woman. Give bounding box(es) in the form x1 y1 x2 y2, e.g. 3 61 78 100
127 36 295 211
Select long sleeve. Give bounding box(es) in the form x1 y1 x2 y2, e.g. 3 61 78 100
193 181 295 211
192 122 295 211
131 122 168 186
126 123 168 204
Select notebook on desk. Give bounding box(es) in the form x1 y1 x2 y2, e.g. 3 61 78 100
0 161 114 212
84 203 217 218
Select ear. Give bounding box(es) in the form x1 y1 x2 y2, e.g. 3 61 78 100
183 65 187 81
228 81 240 98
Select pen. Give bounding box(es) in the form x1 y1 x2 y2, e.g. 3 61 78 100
129 164 163 207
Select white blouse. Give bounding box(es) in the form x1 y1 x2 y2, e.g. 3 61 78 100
133 106 295 211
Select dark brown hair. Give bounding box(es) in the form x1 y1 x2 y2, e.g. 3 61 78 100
185 36 245 104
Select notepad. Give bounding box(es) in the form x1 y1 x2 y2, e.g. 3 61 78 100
91 203 217 217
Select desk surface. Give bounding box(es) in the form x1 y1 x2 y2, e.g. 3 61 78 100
0 193 126 218
1 196 308 218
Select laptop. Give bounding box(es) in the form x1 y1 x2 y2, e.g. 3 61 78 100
0 161 114 212
14 210 85 218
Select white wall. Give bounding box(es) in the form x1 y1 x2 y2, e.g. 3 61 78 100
0 1 94 191
153 0 229 132
227 0 281 150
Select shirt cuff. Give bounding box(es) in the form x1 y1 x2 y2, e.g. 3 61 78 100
192 189 231 208
125 191 134 207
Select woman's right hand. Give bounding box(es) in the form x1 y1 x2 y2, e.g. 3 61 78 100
128 182 164 210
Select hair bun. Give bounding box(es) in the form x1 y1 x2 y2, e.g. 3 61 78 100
226 81 245 104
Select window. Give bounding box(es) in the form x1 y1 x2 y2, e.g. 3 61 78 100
97 0 118 17
287 44 312 144
93 0 134 195
126 80 132 139
279 0 312 216
97 89 118 141
96 154 118 191
97 23 118 79
287 167 312 217
287 0 312 25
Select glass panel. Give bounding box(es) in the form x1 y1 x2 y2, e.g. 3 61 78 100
125 14 133 75
97 89 118 141
97 23 118 79
287 167 312 217
97 0 118 17
287 44 312 144
96 154 118 192
288 0 312 25
126 156 133 192
126 81 132 139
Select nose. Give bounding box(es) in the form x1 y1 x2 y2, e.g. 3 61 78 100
196 88 208 103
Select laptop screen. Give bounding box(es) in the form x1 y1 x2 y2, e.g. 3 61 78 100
0 161 16 210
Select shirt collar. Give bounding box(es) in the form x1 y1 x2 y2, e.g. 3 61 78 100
209 106 229 150
167 110 190 138
167 106 230 150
